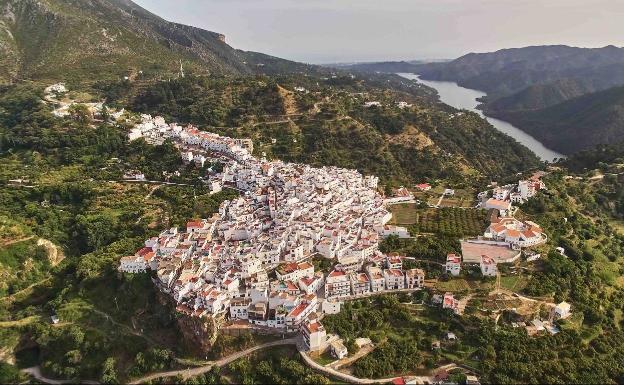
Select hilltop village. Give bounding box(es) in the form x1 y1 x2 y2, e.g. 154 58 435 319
118 113 569 361
36 83 573 382
120 114 417 342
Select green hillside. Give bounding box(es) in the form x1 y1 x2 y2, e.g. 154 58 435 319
485 78 595 113
418 45 624 100
0 0 321 85
126 74 541 184
495 85 624 154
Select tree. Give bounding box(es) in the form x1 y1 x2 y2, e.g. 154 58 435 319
101 357 118 384
68 104 92 124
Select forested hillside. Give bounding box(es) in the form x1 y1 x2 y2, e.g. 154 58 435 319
344 45 624 155
493 86 624 154
126 73 541 185
0 0 320 85
417 45 624 101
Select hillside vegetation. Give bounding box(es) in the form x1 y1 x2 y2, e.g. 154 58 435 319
417 45 624 101
0 0 317 85
346 45 624 156
127 74 541 185
494 86 624 154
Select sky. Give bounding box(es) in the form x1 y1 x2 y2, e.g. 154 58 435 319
133 0 624 64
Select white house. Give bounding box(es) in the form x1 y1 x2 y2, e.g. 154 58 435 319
445 254 461 277
442 292 460 314
298 273 324 295
485 198 512 216
230 297 251 319
553 302 572 320
384 269 405 290
276 262 314 282
321 299 342 314
302 320 327 352
330 340 348 359
480 255 497 277
350 273 371 296
386 255 403 270
325 270 351 298
405 269 425 289
365 266 386 292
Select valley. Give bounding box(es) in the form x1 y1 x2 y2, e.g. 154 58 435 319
396 73 563 162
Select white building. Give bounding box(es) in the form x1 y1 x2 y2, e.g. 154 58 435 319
276 262 314 282
480 255 497 277
302 320 327 352
493 187 511 201
298 274 324 295
230 297 251 319
553 302 572 320
445 254 461 277
405 269 425 289
485 198 512 216
325 270 351 298
384 269 405 290
118 255 148 273
321 299 342 314
366 266 386 292
350 273 371 296
442 292 459 314
330 340 348 359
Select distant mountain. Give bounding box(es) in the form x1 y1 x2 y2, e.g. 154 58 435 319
494 85 624 154
484 78 595 113
334 61 420 74
331 60 448 74
0 0 316 84
418 45 624 101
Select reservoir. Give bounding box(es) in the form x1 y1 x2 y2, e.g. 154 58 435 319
397 73 563 162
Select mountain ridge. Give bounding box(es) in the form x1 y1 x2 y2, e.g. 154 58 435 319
493 84 624 154
0 0 319 84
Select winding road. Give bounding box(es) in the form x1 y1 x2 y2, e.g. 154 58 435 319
21 367 99 385
129 337 298 384
298 349 397 384
21 335 472 385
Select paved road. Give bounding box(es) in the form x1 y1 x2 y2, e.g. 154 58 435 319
298 349 397 384
129 337 299 384
21 367 99 385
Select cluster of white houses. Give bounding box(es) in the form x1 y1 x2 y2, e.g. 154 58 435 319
120 115 424 345
323 256 425 299
482 174 546 216
475 174 548 250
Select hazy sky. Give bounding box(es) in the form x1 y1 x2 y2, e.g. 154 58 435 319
133 0 624 64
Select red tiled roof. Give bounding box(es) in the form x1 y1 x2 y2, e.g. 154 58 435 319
289 303 308 318
136 247 152 257
187 221 203 228
304 321 322 333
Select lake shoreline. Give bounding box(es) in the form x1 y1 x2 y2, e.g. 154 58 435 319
397 73 563 162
